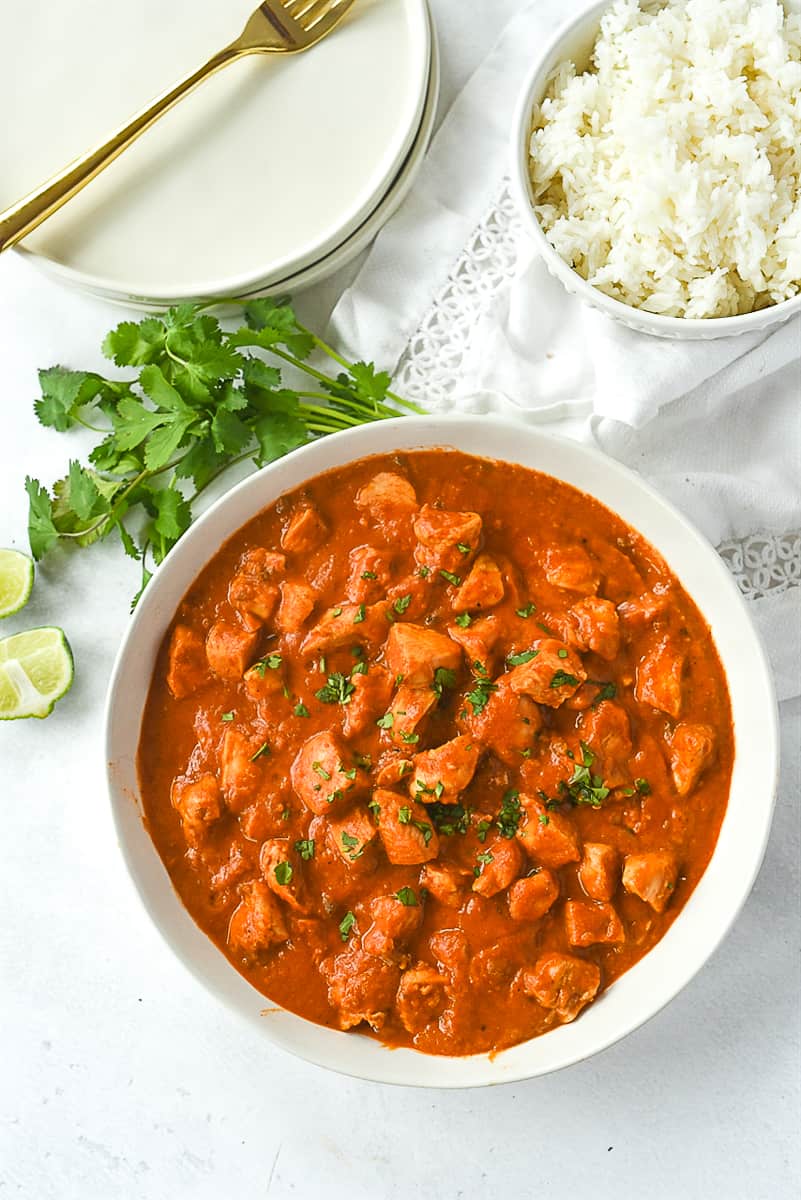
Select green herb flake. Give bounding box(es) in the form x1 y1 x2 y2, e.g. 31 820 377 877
221 711 235 722
550 669 579 689
400 731 420 745
635 777 652 795
393 594 412 615
417 565 430 579
476 819 491 844
315 672 356 706
428 802 469 837
340 831 363 860
473 850 494 876
396 887 418 907
274 861 293 886
376 713 394 729
312 761 332 781
432 666 457 698
562 742 610 809
250 741 271 761
361 570 378 580
413 819 434 846
516 603 536 618
293 701 310 718
331 607 343 618
507 649 539 667
398 806 412 824
351 660 368 676
465 676 498 716
281 807 292 821
497 789 522 838
440 569 461 587
326 789 344 805
456 542 472 555
353 603 366 624
339 911 356 942
294 839 315 860
538 813 550 826
455 613 472 628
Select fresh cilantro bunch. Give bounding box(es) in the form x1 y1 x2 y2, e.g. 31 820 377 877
24 297 422 606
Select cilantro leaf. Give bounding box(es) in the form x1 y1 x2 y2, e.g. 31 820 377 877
25 477 59 560
102 317 166 366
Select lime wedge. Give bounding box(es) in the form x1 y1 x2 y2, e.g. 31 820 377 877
0 549 34 618
0 626 74 719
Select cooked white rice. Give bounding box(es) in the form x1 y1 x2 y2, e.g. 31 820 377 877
529 0 801 318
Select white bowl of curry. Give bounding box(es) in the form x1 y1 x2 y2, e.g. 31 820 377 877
105 415 778 1087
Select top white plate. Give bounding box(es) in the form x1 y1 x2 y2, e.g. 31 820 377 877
1 0 429 300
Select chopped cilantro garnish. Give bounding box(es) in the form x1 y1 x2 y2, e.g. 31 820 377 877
315 672 356 705
353 603 366 624
396 887 418 907
398 806 412 824
400 731 420 744
516 603 536 618
440 569 461 586
351 660 368 676
550 669 579 689
507 649 539 667
538 813 550 826
340 831 362 860
466 675 498 716
221 711 235 722
250 741 271 761
294 838 315 860
456 542 472 555
417 565 430 578
476 819 491 844
376 712 394 729
331 607 342 617
557 648 569 659
393 594 412 615
274 861 293 886
326 788 344 805
413 819 433 846
281 807 291 821
562 742 610 808
432 666 457 698
312 761 331 780
455 613 472 628
339 911 356 942
427 802 469 836
593 681 617 705
497 789 521 838
293 701 310 718
474 850 494 876
361 570 378 581
635 777 652 795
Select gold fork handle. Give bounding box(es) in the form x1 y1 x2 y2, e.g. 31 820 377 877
0 45 249 254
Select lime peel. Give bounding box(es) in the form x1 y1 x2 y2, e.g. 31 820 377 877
0 626 73 720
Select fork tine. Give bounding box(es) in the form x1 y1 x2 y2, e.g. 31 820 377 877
298 0 352 33
283 0 318 18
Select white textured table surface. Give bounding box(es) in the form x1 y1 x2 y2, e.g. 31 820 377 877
2 2 800 1197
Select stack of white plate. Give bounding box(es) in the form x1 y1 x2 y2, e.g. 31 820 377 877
0 0 437 307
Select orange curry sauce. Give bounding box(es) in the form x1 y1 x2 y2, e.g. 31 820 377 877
138 450 733 1056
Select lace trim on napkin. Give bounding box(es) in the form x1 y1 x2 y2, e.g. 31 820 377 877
394 182 521 408
392 182 801 601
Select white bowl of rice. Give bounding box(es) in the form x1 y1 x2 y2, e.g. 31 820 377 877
510 0 801 338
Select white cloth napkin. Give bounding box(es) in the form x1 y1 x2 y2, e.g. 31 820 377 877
329 0 801 702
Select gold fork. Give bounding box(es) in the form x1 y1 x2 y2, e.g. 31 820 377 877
0 0 355 255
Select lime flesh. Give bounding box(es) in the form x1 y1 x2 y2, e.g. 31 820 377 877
0 626 74 719
0 549 34 618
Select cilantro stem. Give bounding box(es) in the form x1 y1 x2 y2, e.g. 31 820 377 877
303 330 424 415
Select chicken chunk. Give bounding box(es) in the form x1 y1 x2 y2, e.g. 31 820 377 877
324 806 379 867
669 723 716 797
384 622 462 688
259 838 308 912
618 589 670 632
413 504 482 574
166 624 209 699
569 596 620 661
322 947 400 1031
507 871 559 922
579 701 633 788
362 894 423 958
578 843 619 902
396 965 449 1033
170 773 223 847
372 789 439 865
342 665 395 738
383 684 438 748
243 655 286 701
565 900 625 947
227 880 288 958
635 636 685 719
521 952 601 1022
205 620 260 680
355 472 418 531
290 730 370 816
507 639 587 708
280 504 327 554
420 861 471 909
346 545 392 604
300 602 388 656
459 676 542 766
228 571 280 625
276 581 316 634
543 545 599 595
622 851 679 913
472 835 526 898
470 933 534 991
220 728 267 813
452 554 505 614
374 757 414 787
408 735 481 804
516 794 581 868
447 615 502 672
